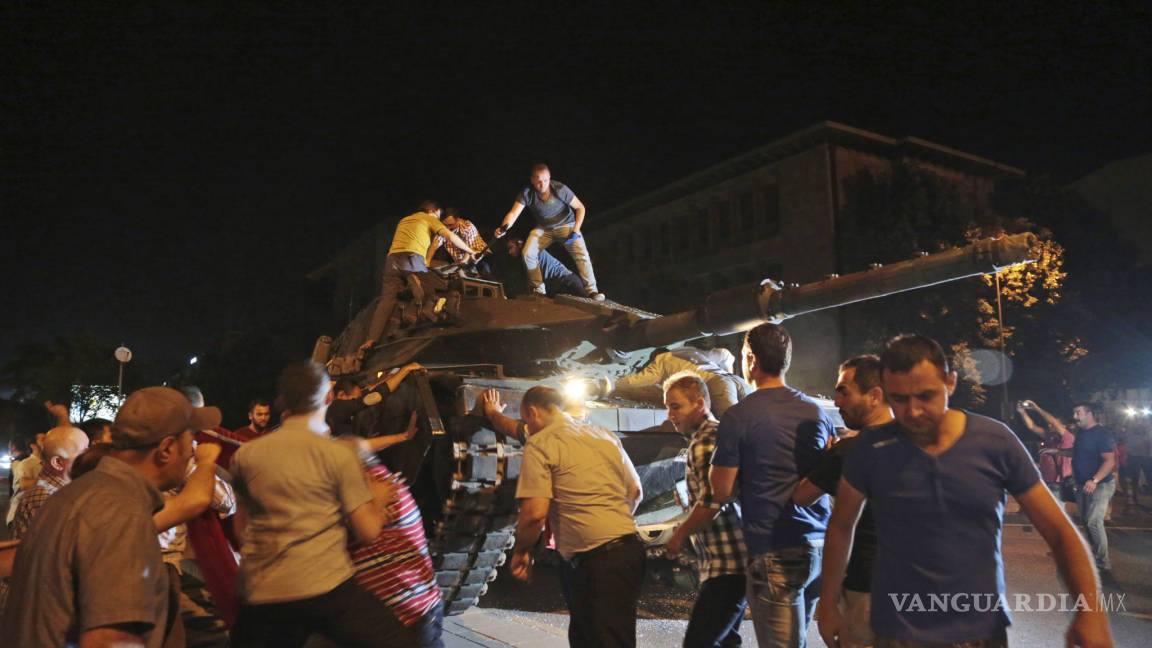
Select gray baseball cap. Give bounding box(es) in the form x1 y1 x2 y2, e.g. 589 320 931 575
111 386 222 449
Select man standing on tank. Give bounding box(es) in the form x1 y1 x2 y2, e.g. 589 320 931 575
494 163 604 301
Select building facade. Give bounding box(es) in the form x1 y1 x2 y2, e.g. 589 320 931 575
588 122 1023 392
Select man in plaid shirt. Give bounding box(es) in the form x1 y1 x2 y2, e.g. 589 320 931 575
431 208 486 265
1 425 89 612
9 425 90 539
663 372 748 648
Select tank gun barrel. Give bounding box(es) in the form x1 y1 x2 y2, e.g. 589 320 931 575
615 233 1036 350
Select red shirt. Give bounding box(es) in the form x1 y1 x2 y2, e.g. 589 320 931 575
231 425 275 443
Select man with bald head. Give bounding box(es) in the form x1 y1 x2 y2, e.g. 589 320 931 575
9 425 90 539
2 386 216 648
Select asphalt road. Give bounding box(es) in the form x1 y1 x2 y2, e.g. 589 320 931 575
5 484 1150 647
452 504 1152 647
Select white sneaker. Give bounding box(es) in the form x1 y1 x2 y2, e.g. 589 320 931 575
590 293 606 301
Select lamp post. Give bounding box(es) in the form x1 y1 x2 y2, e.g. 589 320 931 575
114 345 133 397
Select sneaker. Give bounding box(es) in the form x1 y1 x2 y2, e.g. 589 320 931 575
590 293 606 301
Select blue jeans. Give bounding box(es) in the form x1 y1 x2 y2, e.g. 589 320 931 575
684 573 747 647
1077 477 1115 570
523 225 598 295
746 544 822 648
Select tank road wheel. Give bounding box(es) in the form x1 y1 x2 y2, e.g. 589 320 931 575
428 423 523 615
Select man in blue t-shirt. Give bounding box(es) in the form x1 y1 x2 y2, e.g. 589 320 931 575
494 163 604 301
818 334 1112 648
710 323 833 647
1071 402 1117 572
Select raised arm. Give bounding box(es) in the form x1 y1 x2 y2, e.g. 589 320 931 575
479 389 525 443
1030 402 1069 435
367 362 423 394
153 443 222 533
45 401 72 426
1016 405 1046 437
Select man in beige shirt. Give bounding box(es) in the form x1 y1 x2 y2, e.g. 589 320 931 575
510 385 644 648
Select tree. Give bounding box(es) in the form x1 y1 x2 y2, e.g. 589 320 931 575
0 334 153 419
835 162 1089 415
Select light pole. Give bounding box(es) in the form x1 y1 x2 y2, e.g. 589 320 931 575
114 345 133 397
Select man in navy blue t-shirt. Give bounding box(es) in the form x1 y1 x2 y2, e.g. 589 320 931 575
818 334 1112 648
1071 403 1117 572
711 323 833 647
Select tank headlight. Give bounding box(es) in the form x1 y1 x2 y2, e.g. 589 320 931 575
1127 408 1138 418
564 378 589 403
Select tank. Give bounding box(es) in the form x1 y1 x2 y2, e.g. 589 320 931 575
314 232 1036 614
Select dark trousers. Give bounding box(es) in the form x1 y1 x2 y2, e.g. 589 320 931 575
366 252 428 344
229 578 417 648
566 535 646 648
684 573 747 648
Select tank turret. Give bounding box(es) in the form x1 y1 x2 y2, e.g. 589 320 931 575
315 232 1036 614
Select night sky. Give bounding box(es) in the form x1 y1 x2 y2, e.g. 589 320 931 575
3 2 1150 374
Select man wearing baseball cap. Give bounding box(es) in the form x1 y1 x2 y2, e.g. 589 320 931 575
0 386 219 648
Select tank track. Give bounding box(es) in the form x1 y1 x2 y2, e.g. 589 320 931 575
428 426 523 615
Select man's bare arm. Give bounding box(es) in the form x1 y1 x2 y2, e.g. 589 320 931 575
510 497 550 581
664 503 721 558
479 389 525 443
1031 403 1069 435
569 195 587 234
792 477 827 507
1016 406 1045 437
1015 482 1113 647
80 625 148 648
153 443 222 532
1083 452 1116 493
346 500 385 546
620 445 643 513
817 479 867 648
709 465 739 503
496 202 526 236
45 401 72 426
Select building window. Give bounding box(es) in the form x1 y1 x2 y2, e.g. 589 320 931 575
759 184 780 235
715 202 732 242
696 209 711 250
681 213 695 251
740 191 754 230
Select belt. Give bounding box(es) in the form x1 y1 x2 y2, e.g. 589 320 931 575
568 533 639 569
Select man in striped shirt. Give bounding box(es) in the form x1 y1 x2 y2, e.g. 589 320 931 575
663 372 748 648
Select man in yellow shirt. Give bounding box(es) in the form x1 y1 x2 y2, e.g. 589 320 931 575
364 201 480 350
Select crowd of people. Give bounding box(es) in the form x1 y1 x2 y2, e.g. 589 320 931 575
481 324 1118 648
1 361 442 648
0 329 1124 646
